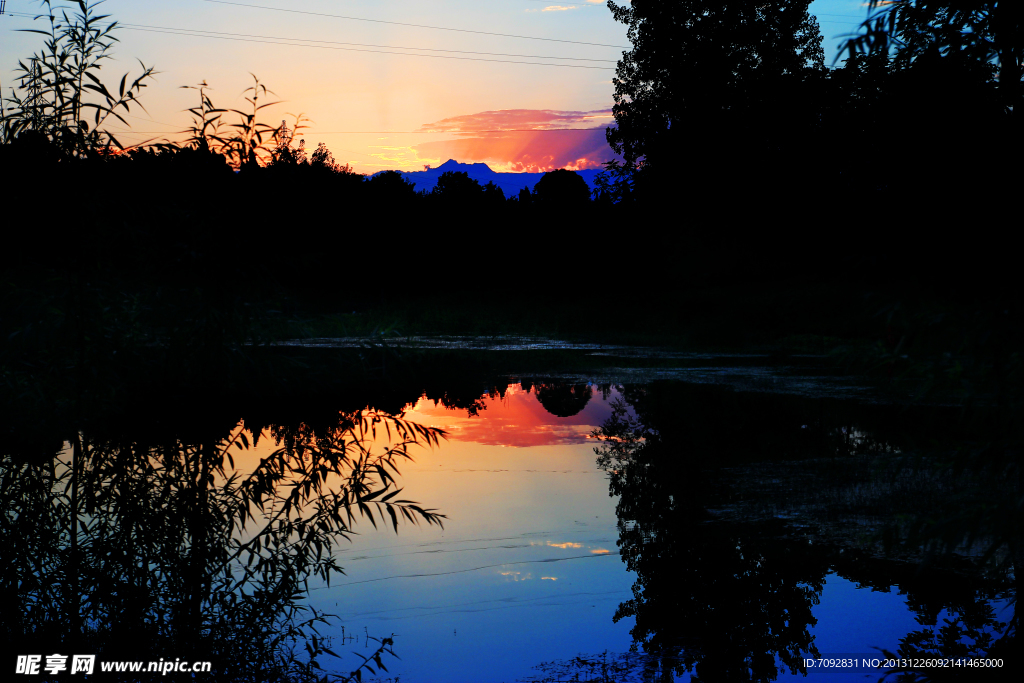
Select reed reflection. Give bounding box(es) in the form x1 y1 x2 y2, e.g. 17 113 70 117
0 409 444 682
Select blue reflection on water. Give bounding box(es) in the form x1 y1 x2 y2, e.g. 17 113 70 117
301 384 1009 682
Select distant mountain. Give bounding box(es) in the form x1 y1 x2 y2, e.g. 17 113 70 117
373 159 604 198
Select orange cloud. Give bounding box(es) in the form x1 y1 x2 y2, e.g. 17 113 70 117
413 109 619 172
421 109 614 133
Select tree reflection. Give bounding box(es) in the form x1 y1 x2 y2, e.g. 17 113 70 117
593 384 828 682
1 410 444 681
534 383 593 418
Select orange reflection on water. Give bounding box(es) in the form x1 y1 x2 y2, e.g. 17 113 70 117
402 382 612 447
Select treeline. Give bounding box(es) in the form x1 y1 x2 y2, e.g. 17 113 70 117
0 134 607 289
2 1 1018 295
2 0 1019 420
3 122 1009 299
601 1 1019 223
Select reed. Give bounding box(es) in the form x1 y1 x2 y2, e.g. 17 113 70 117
1 0 155 155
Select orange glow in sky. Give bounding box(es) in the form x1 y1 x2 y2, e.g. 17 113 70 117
1 0 626 173
5 2 870 172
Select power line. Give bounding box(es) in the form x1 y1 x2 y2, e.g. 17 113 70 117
4 10 615 67
110 20 618 63
117 112 184 128
115 25 615 69
334 128 612 133
203 0 630 49
104 128 613 134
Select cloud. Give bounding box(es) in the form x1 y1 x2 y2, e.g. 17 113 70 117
420 108 614 133
525 0 608 11
413 130 613 172
365 144 432 168
414 109 619 172
525 5 578 12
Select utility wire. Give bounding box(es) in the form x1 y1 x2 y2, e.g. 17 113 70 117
203 0 630 49
109 20 618 63
117 112 185 128
104 128 613 134
116 25 615 69
4 11 615 67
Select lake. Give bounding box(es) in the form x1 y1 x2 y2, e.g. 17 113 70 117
2 347 1014 682
297 361 1013 682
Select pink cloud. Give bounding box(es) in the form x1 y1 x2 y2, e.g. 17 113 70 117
420 108 614 133
415 109 619 172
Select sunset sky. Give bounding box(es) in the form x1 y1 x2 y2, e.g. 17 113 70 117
1 0 873 173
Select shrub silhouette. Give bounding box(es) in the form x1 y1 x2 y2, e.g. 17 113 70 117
368 170 419 201
432 170 483 199
532 169 592 205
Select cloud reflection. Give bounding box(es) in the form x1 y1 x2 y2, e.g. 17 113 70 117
404 382 615 447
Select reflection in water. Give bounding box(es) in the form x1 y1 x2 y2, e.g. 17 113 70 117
1 410 444 681
4 375 1016 682
593 385 826 682
406 381 612 447
534 383 593 418
524 381 1017 683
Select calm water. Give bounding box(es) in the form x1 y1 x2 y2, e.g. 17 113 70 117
298 381 1010 682
3 360 1013 682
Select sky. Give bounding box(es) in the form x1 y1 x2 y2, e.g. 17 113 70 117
1 0 874 174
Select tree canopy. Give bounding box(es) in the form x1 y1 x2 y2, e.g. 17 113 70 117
606 0 825 175
841 1 1020 113
532 169 592 205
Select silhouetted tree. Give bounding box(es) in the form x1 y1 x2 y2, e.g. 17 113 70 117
841 1 1020 114
432 170 483 200
270 139 307 167
310 141 337 170
482 180 506 206
532 169 591 205
605 0 825 196
367 170 418 201
592 160 634 205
